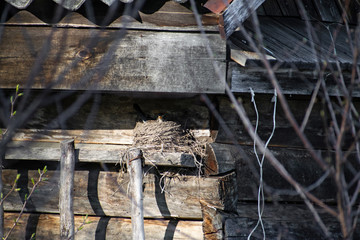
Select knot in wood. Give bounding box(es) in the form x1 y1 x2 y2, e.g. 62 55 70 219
76 49 91 60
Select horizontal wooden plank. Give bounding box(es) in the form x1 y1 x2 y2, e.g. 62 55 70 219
206 143 340 202
4 93 210 131
7 128 211 145
5 1 219 31
224 204 354 239
229 62 360 97
2 170 237 219
0 26 225 93
10 129 134 145
201 201 347 240
4 212 203 240
215 94 359 149
5 141 197 167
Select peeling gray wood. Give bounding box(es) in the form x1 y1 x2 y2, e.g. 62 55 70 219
0 27 226 93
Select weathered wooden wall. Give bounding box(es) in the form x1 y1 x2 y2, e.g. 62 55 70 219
4 212 203 240
203 93 360 239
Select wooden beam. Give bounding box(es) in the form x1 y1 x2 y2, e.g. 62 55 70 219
59 140 75 240
205 143 238 176
0 26 225 93
2 170 237 219
7 129 211 145
4 212 203 239
5 141 198 167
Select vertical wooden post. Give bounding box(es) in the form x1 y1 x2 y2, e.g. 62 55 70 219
0 155 3 239
126 148 145 240
59 139 75 240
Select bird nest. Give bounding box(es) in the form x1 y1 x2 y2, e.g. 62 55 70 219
133 120 205 160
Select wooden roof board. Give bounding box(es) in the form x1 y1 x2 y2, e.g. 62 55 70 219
300 0 320 20
275 18 354 64
276 0 299 17
230 17 355 65
262 0 282 16
242 17 318 62
0 26 226 93
312 0 341 22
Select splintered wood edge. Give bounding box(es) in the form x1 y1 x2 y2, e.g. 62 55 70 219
231 49 276 67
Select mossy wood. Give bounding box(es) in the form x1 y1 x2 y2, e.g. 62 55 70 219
2 170 237 219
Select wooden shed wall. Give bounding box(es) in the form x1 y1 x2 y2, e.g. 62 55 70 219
2 1 359 239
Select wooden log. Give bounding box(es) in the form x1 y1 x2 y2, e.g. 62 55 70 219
205 143 239 176
223 203 356 239
206 143 342 202
0 26 225 93
125 148 145 240
5 141 198 167
2 170 237 219
200 200 224 240
59 140 75 240
3 212 203 239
